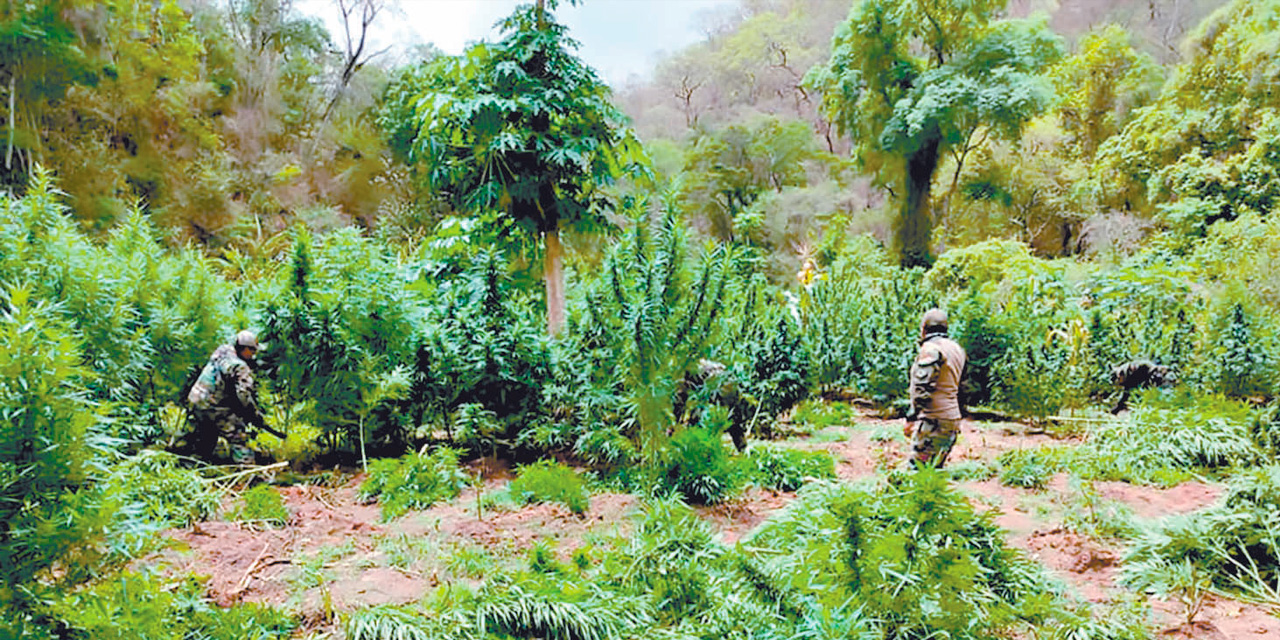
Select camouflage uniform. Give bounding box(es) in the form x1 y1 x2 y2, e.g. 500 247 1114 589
188 343 264 464
1109 359 1174 414
907 310 967 468
676 359 754 451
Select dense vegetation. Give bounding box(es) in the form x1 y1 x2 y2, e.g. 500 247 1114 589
4 0 1280 637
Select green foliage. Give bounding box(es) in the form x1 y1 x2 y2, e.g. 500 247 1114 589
748 472 1054 639
478 577 654 640
836 470 1052 637
678 115 828 246
601 497 723 622
1060 478 1140 541
741 312 812 432
235 484 289 528
358 448 469 520
807 0 1063 265
1089 391 1262 480
1094 0 1280 224
260 225 423 455
790 400 857 433
0 281 106 599
998 448 1055 490
407 3 643 235
43 571 294 640
102 450 218 528
345 605 436 640
746 445 836 491
508 460 590 515
415 250 551 450
1051 24 1163 159
652 427 740 505
562 207 740 456
1210 302 1273 398
1123 465 1280 605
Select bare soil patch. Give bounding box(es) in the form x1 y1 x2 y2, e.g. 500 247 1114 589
146 408 1278 638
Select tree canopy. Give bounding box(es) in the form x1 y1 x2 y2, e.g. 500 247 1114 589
807 0 1062 267
406 0 645 334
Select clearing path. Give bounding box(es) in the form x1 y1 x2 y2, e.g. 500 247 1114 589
145 410 1280 638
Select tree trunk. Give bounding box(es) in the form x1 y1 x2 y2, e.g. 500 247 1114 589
544 225 565 336
896 134 941 268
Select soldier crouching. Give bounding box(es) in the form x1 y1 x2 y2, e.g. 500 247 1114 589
188 330 272 464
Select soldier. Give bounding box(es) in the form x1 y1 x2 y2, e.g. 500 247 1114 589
187 330 278 464
1109 359 1175 413
675 359 755 451
904 309 967 468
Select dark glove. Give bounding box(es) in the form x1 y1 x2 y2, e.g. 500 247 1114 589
254 416 286 440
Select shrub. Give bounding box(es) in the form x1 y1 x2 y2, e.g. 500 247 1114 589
43 571 294 640
508 460 590 515
746 445 835 491
653 427 740 505
1084 390 1262 483
103 450 219 528
235 485 289 528
998 448 1056 490
789 399 857 433
358 447 469 520
1123 465 1280 604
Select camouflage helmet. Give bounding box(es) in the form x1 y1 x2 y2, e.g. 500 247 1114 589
920 308 948 337
233 330 259 350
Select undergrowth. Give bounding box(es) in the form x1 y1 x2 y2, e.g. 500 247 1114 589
358 447 469 520
508 460 591 515
745 445 836 491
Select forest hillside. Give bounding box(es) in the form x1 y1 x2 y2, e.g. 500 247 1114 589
6 1 1280 639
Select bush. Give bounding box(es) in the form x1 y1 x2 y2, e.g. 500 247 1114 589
746 445 835 491
653 427 740 505
748 470 1054 639
358 447 469 520
102 450 219 528
998 448 1056 490
508 460 590 515
1123 466 1280 604
1086 390 1262 482
235 485 289 528
43 571 294 640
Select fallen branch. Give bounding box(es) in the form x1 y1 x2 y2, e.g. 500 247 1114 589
205 461 288 485
233 541 272 594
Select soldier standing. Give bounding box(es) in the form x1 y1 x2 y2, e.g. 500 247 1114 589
904 309 967 468
187 330 274 464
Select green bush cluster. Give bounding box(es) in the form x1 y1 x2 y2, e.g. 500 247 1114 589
651 427 740 505
235 485 290 528
102 450 219 528
508 460 591 515
1123 465 1280 604
40 572 294 640
358 447 470 520
745 445 835 491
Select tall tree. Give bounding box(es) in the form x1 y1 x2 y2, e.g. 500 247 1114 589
407 0 644 335
806 0 1061 267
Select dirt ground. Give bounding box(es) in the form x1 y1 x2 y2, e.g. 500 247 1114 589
145 412 1280 639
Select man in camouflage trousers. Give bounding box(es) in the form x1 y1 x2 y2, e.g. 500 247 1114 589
904 309 967 468
188 330 273 464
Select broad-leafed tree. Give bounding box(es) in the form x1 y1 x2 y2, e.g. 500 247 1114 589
407 0 645 335
807 0 1062 267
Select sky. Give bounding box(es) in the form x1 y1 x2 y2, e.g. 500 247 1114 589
300 0 738 87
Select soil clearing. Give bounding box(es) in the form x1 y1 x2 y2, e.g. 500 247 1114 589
144 411 1280 638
